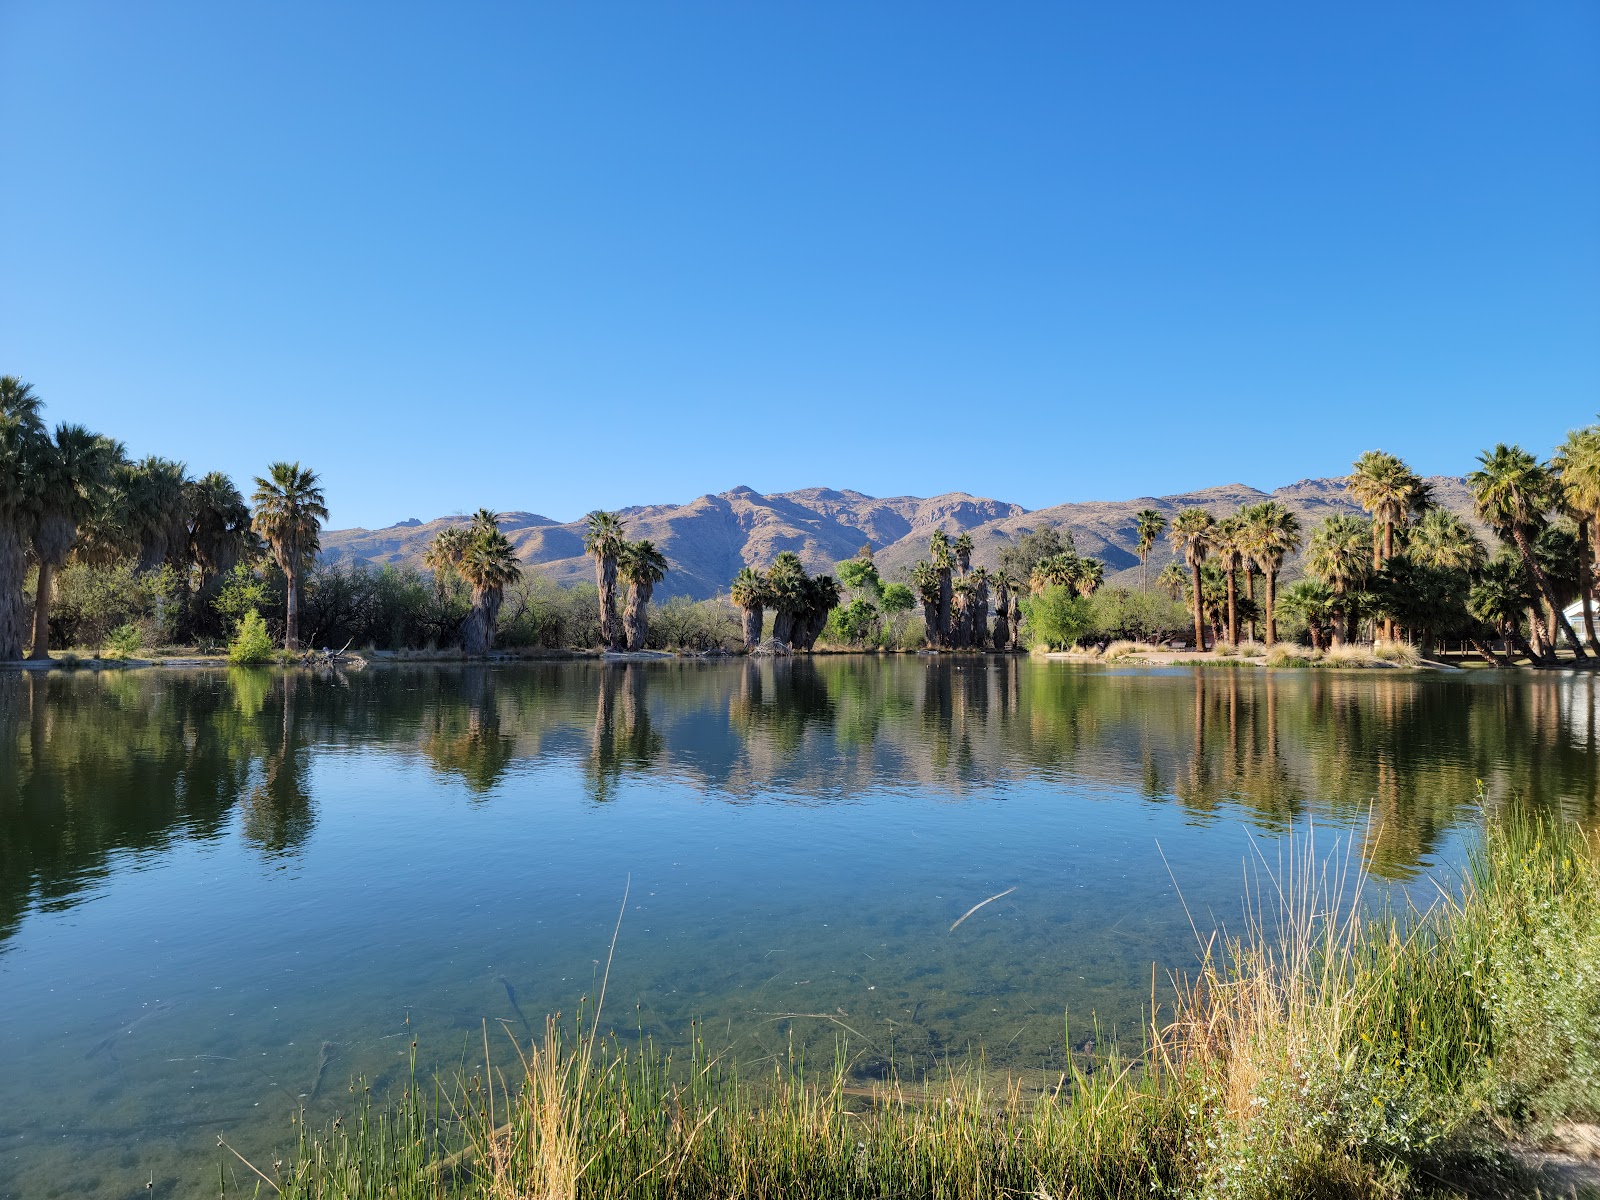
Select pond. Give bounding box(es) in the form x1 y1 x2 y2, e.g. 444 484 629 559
1 659 1595 1198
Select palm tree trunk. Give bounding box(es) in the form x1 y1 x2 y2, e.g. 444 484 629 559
0 522 32 662
623 581 653 651
1330 600 1345 649
1225 565 1238 645
936 570 952 650
1469 636 1506 668
285 569 301 651
1243 565 1257 641
1579 516 1597 650
29 561 55 660
1189 562 1206 651
1512 526 1587 659
741 605 762 649
1264 571 1279 646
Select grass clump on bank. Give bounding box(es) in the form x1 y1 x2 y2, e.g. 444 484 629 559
257 812 1600 1200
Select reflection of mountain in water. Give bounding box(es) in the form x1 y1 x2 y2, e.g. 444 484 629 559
1 661 1596 947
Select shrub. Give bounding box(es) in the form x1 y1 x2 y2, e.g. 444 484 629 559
1263 646 1314 668
1021 585 1092 650
1374 640 1421 666
1318 647 1374 669
646 596 740 652
57 650 81 668
228 610 276 665
1103 640 1152 661
50 559 183 650
1085 587 1190 643
101 623 143 660
1237 642 1266 658
1213 640 1238 657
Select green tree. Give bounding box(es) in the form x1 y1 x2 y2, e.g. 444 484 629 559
997 526 1074 589
583 511 628 651
1242 500 1302 646
953 531 974 575
1277 578 1338 650
1134 509 1166 591
1468 444 1586 660
1468 549 1541 663
729 566 771 650
458 510 522 655
28 425 123 658
766 551 808 645
1346 450 1430 641
1306 514 1373 646
250 462 328 652
0 376 47 660
1167 507 1216 651
1552 423 1600 651
618 539 669 652
929 530 954 649
1021 585 1091 650
185 471 256 638
1213 514 1245 644
228 609 276 665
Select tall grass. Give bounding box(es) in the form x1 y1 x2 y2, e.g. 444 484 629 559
256 811 1600 1200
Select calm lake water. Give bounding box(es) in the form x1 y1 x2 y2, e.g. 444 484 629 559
2 658 1596 1198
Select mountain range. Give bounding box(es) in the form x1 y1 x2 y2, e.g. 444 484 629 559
319 477 1479 601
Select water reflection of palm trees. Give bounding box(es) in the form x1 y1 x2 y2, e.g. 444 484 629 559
588 664 662 802
240 672 313 855
419 666 516 796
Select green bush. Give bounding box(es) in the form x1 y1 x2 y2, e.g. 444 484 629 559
228 610 276 665
646 595 740 651
1021 585 1092 650
101 623 143 659
50 559 182 650
1084 587 1190 643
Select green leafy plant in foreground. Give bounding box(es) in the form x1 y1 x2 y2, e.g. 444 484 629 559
228 609 276 665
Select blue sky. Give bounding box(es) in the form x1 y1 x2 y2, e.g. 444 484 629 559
2 3 1596 529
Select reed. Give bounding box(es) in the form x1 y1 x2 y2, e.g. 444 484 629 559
258 811 1600 1200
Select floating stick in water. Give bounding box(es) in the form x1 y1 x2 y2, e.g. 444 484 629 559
309 1041 337 1099
949 886 1016 932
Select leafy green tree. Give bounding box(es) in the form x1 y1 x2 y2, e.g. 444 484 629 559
1277 578 1338 650
1021 585 1091 650
911 561 940 648
828 597 881 647
1242 500 1301 646
835 555 882 599
1213 514 1245 644
213 563 272 635
583 511 628 651
1306 514 1373 646
929 530 954 648
228 609 276 665
997 526 1075 589
953 531 974 575
879 580 917 649
1468 444 1586 659
766 551 807 645
1468 549 1541 663
185 471 256 639
250 462 328 652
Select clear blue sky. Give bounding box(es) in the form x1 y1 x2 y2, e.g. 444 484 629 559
2 3 1596 530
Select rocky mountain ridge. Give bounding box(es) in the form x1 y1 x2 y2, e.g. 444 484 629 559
320 477 1477 600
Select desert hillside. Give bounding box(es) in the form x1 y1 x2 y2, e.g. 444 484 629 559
320 477 1477 600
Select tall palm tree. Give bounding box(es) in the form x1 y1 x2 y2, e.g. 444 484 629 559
1468 444 1587 660
1468 549 1541 664
583 511 628 651
618 539 669 651
423 524 471 599
458 514 521 655
29 425 124 659
1167 508 1215 651
186 471 256 634
911 561 940 648
1244 501 1301 646
1072 558 1104 598
251 462 328 652
1345 450 1428 641
1156 559 1188 602
729 566 770 650
970 565 992 646
1134 509 1166 590
121 456 192 573
990 569 1017 650
766 551 807 645
793 574 840 651
1407 508 1485 573
1213 515 1245 645
1552 424 1600 651
1278 579 1337 651
929 530 954 649
953 531 974 576
1306 514 1372 647
1030 552 1080 594
0 378 48 660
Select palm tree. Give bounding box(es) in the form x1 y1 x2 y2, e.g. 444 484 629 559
583 511 628 651
766 551 807 645
458 514 521 655
1552 424 1600 651
1030 552 1080 594
1468 444 1587 660
1134 509 1166 590
29 425 124 659
793 574 840 651
990 569 1017 650
970 566 992 646
186 471 256 635
1346 450 1428 641
1278 579 1337 651
953 531 974 576
1072 558 1104 598
1244 501 1301 646
1167 508 1215 651
1468 549 1541 664
1213 515 1245 645
1156 559 1188 602
618 539 669 651
251 462 328 652
0 378 48 660
1407 508 1485 573
423 524 471 600
911 561 940 648
120 456 192 573
929 530 954 649
729 566 770 650
1306 514 1372 647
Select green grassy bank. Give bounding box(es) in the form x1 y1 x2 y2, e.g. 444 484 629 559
244 810 1599 1200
